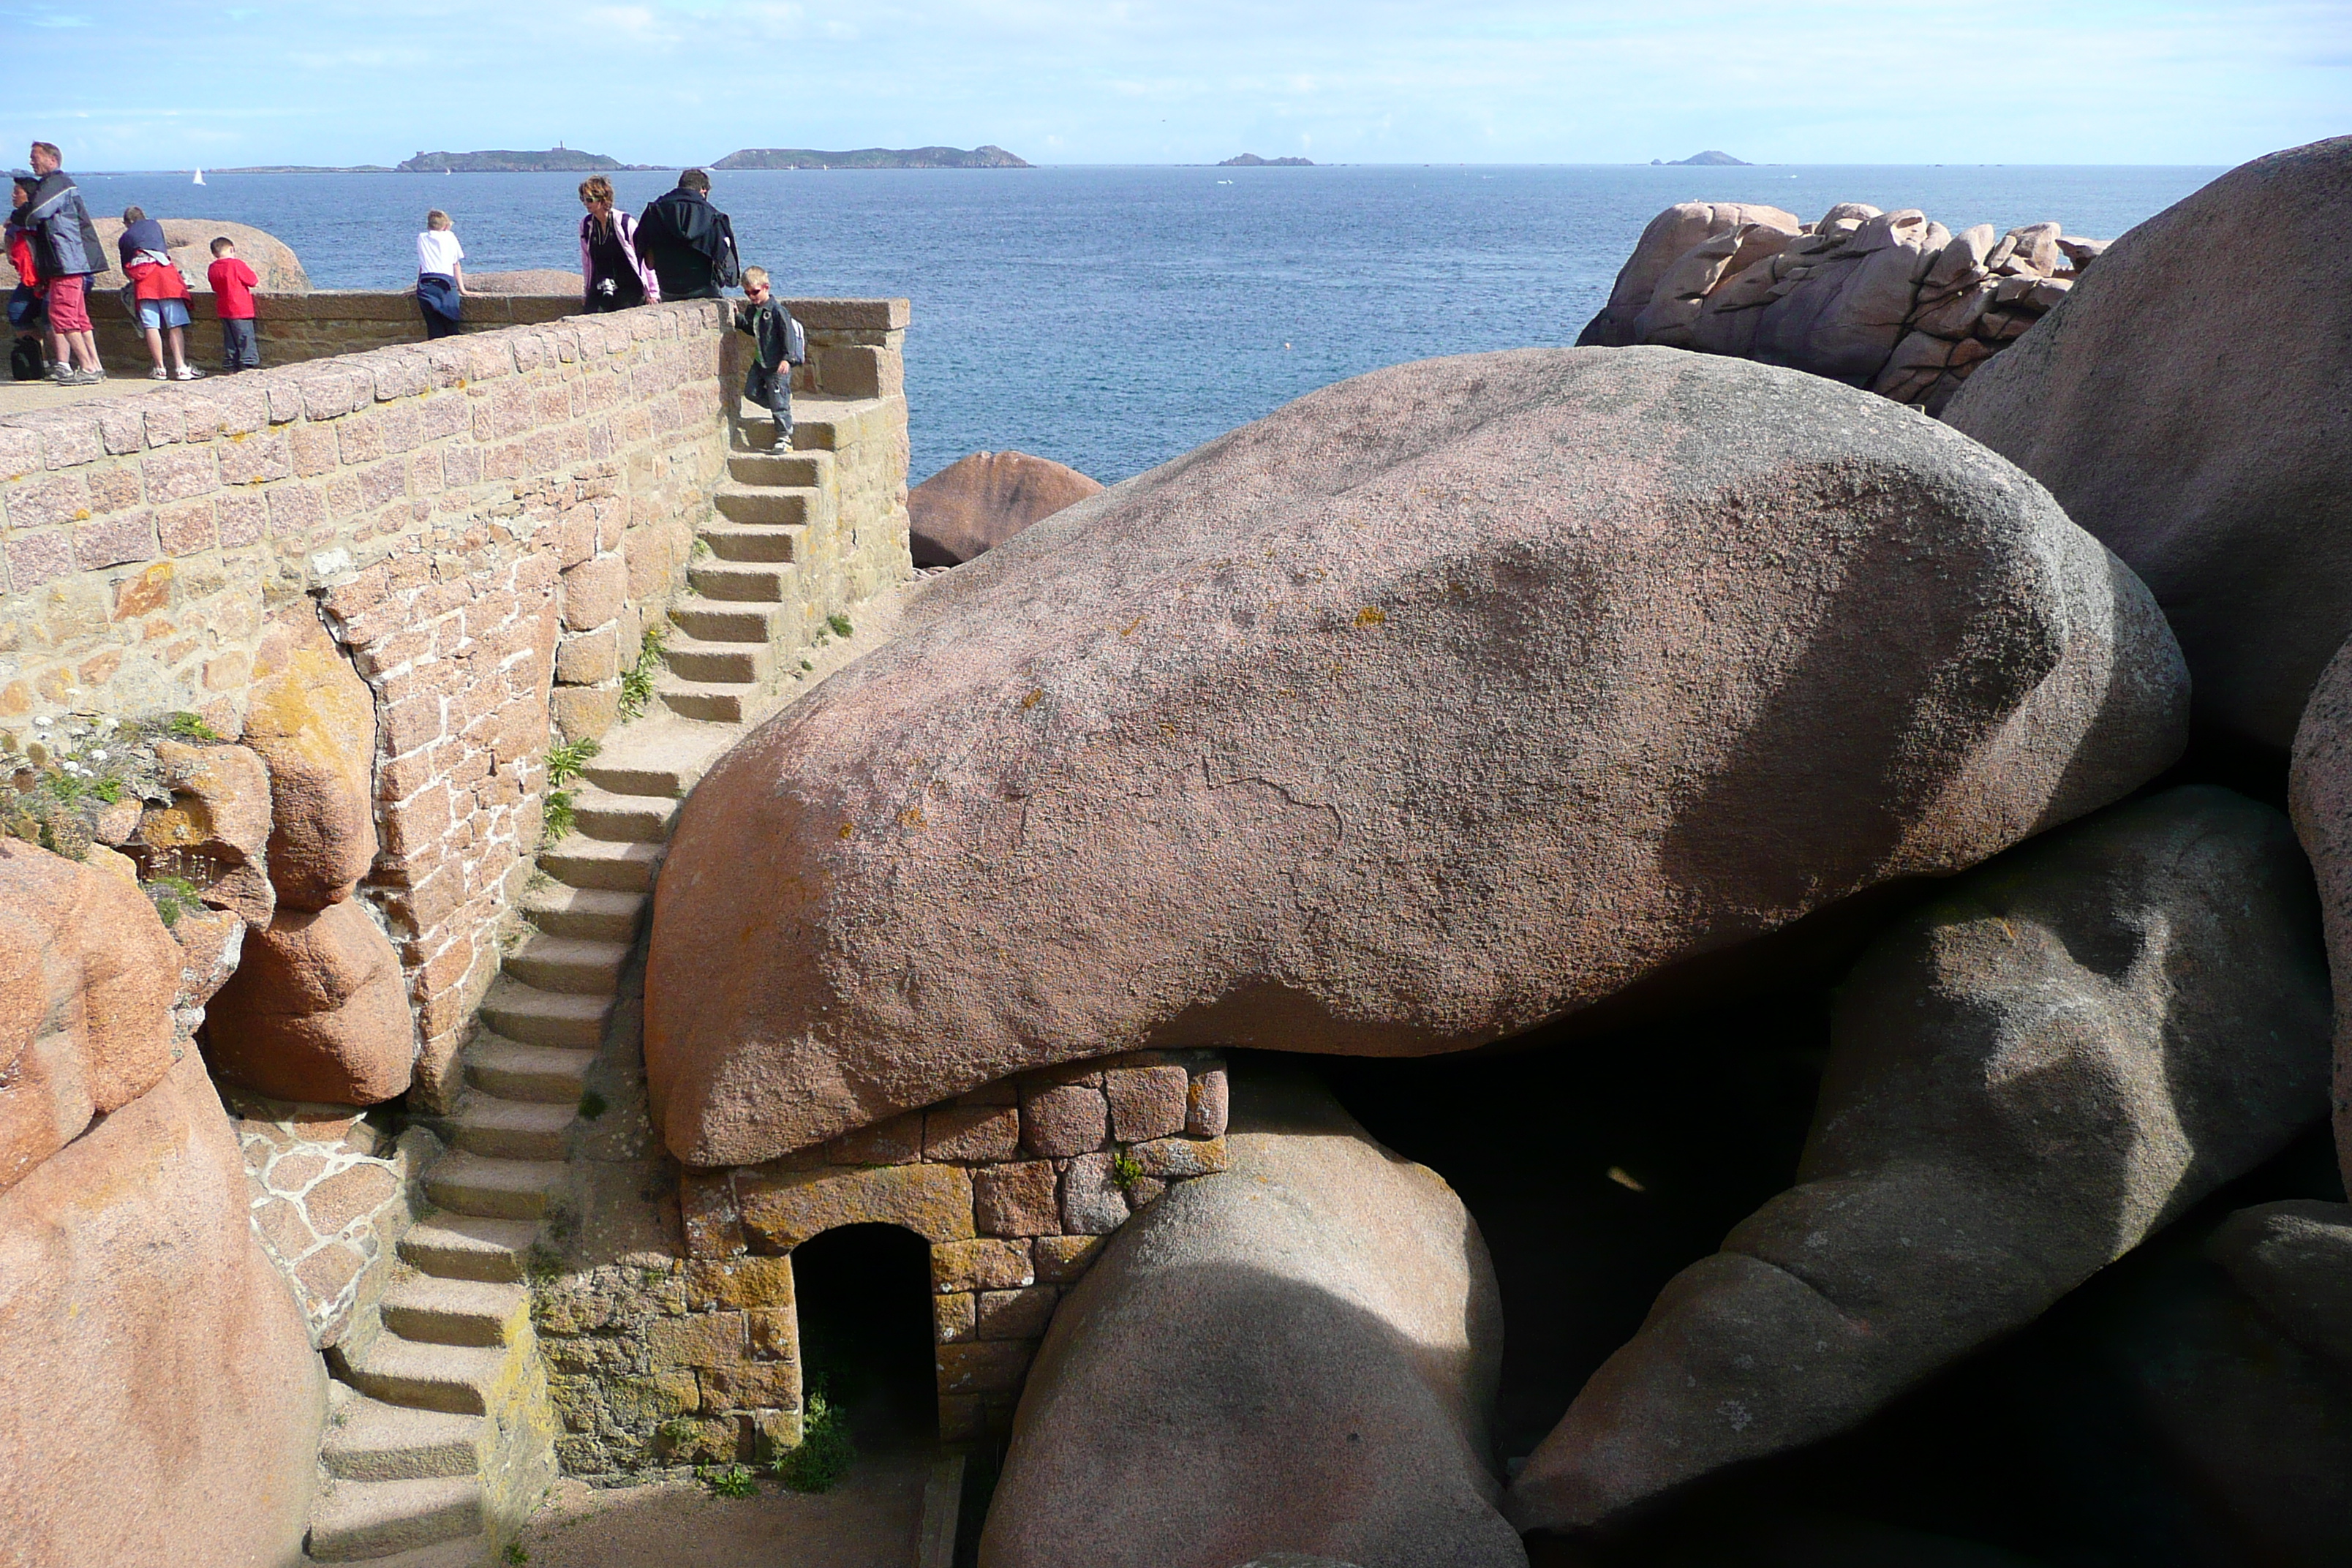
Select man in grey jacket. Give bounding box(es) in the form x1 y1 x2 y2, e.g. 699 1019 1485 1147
23 141 105 383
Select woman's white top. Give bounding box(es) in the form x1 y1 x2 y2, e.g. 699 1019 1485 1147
416 230 464 276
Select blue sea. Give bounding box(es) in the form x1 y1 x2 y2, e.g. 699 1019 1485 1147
77 165 2217 486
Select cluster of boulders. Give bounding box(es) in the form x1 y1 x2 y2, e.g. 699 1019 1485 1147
645 135 2352 1565
1580 198 2106 413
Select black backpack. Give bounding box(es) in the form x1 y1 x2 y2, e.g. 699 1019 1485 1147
10 336 42 381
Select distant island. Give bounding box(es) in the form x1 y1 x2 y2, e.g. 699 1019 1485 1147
1220 154 1315 167
396 148 657 173
714 146 1030 170
1653 151 1750 167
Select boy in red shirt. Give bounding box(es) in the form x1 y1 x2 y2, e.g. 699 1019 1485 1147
206 235 260 372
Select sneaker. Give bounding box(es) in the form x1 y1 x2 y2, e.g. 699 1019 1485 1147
148 365 170 380
45 362 72 383
69 367 105 385
172 365 206 381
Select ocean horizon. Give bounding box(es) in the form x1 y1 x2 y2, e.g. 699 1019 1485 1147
56 163 2220 484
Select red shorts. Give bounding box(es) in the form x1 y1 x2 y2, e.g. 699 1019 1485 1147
46 274 90 333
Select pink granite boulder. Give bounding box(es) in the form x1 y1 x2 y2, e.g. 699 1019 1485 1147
240 611 380 911
2289 629 2352 1192
1945 135 2352 748
0 838 181 1192
203 899 415 1104
0 1053 324 1564
646 347 2186 1166
1577 202 1802 347
1508 787 2330 1532
909 450 1105 567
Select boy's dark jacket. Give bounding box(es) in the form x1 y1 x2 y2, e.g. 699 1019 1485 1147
735 296 805 370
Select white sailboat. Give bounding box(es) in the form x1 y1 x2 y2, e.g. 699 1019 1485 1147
192 167 205 185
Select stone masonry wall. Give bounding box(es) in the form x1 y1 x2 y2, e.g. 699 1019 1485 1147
538 1052 1229 1477
1 295 911 1111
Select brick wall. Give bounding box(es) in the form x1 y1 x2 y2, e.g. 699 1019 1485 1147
539 1052 1230 1477
1 294 910 1111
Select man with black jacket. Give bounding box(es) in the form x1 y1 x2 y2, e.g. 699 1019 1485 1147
633 170 739 301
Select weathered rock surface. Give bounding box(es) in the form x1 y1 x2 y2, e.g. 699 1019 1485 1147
647 347 2187 1164
0 837 181 1192
2209 1198 2352 1374
1947 135 2352 748
0 1054 324 1564
241 611 380 910
1578 202 1802 347
909 450 1106 567
1508 786 2331 1532
133 739 276 930
2289 630 2352 1188
1589 197 2100 412
466 268 587 294
203 899 415 1104
86 216 309 294
981 1065 1522 1568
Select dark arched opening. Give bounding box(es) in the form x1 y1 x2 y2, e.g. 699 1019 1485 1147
791 1222 940 1450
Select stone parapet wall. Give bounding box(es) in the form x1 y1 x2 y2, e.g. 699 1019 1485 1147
538 1052 1229 1476
93 290 907 398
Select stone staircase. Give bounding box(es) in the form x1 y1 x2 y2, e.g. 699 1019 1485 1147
303 393 893 1566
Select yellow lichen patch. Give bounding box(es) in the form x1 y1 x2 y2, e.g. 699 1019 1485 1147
1019 690 1042 710
1354 606 1387 626
1120 617 1143 637
897 805 925 829
837 822 853 839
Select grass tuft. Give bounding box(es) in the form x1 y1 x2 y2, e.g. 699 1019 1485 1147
774 1386 856 1493
701 1463 760 1500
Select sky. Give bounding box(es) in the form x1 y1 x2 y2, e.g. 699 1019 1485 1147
3 0 2345 170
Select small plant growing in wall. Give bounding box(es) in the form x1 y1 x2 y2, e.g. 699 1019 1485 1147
501 1545 529 1565
540 736 601 847
577 1089 608 1121
774 1383 856 1494
616 626 668 723
141 875 204 930
826 613 853 639
1109 1150 1145 1192
165 711 222 742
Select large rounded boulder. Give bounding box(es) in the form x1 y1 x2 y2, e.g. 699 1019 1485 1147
909 450 1105 567
203 899 415 1104
980 1063 1522 1568
89 216 308 295
1509 786 2332 1533
1945 135 2352 750
0 1053 325 1564
647 347 2187 1166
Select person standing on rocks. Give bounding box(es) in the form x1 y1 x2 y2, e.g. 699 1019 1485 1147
414 208 466 340
578 175 657 312
21 141 105 383
633 169 739 301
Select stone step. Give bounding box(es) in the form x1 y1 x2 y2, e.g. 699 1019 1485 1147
700 518 806 564
308 1539 483 1568
657 675 752 723
398 1215 539 1284
340 1330 507 1417
424 1150 566 1221
736 403 843 451
689 559 795 603
713 484 818 528
519 883 645 942
320 1392 484 1482
306 1475 481 1561
728 449 831 488
667 600 783 646
467 1036 596 1105
570 785 676 844
535 835 660 894
503 933 629 996
663 633 774 686
450 1093 576 1161
380 1277 531 1349
480 977 614 1047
